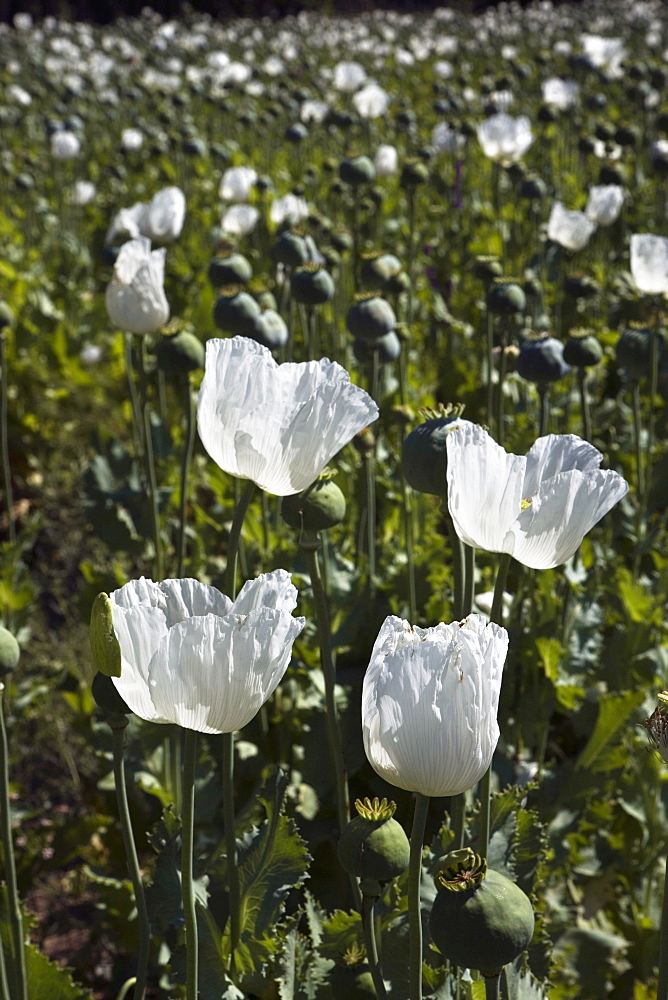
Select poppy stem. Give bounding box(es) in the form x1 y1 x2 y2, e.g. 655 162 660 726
361 891 387 1000
137 337 163 580
631 381 645 501
111 720 150 1000
443 508 465 620
0 683 25 1000
222 732 241 971
642 317 661 525
537 383 550 437
408 793 430 1000
0 334 15 550
123 333 144 458
577 368 592 443
486 310 495 432
484 973 501 999
224 479 256 600
463 544 476 618
177 378 197 578
181 728 199 1000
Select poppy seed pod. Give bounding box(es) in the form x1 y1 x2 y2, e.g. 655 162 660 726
401 409 471 496
353 331 402 364
208 253 253 288
360 253 402 291
564 274 600 300
616 326 665 380
281 478 346 532
339 155 376 186
271 230 310 268
155 330 205 376
400 159 429 189
247 309 290 351
213 288 261 336
346 295 396 342
519 174 547 201
487 280 526 316
337 798 410 883
330 230 354 253
563 330 603 368
516 335 571 383
429 850 535 975
0 627 20 677
291 264 335 306
285 122 309 143
473 256 503 283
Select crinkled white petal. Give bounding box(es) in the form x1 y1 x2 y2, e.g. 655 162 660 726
548 203 596 252
446 424 524 552
522 434 603 499
630 233 668 295
111 603 170 722
147 608 305 733
232 569 298 617
157 578 233 626
362 615 507 797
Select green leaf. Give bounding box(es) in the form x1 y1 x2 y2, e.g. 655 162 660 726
618 569 658 624
232 767 311 973
318 909 363 960
576 690 646 771
535 636 562 681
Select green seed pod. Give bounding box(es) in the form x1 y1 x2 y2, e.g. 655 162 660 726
563 329 603 368
564 273 600 300
330 959 376 1000
473 256 503 284
337 798 410 883
156 330 205 376
401 404 467 497
213 288 261 336
291 264 335 306
360 253 402 291
208 253 253 288
516 335 570 384
519 174 547 201
487 280 526 316
90 593 122 677
330 230 354 253
282 479 346 532
285 122 309 143
0 627 20 677
339 155 376 186
271 230 310 268
346 294 396 342
429 850 535 976
400 159 429 189
91 672 131 718
352 331 401 364
616 325 665 380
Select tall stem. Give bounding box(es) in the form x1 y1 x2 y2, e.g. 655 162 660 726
642 321 661 524
632 381 645 500
365 454 376 601
485 974 501 1000
495 328 508 447
479 553 512 860
361 893 387 1000
538 383 550 437
0 335 15 548
0 684 26 1000
111 723 150 1000
577 369 592 443
463 545 476 618
401 474 417 622
408 793 430 1000
124 333 144 457
305 545 352 843
0 929 10 1000
222 733 240 971
486 310 495 432
177 379 197 578
181 729 198 1000
224 480 256 599
443 508 465 620
137 339 163 580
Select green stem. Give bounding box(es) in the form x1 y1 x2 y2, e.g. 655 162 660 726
401 474 418 622
181 729 198 1000
115 978 137 1000
632 381 645 501
137 339 163 580
490 553 512 627
0 335 15 549
124 333 144 457
224 480 256 600
537 383 549 437
407 188 416 328
642 322 661 523
365 454 376 601
0 930 9 1000
409 793 430 1000
361 893 387 1000
463 545 476 618
486 310 495 434
443 508 465 620
485 973 501 1000
177 379 197 578
577 369 592 443
0 685 27 1000
658 843 668 1000
305 546 352 840
495 328 508 447
222 732 240 972
450 794 465 850
111 724 150 1000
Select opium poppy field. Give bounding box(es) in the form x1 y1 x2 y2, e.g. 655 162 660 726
0 2 667 998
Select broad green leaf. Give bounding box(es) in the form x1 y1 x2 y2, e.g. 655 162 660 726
535 636 562 681
318 909 363 960
576 690 646 771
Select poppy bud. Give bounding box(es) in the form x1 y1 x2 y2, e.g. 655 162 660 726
91 672 131 718
90 593 122 677
0 627 20 677
616 325 665 380
271 231 310 268
352 331 401 364
281 478 346 532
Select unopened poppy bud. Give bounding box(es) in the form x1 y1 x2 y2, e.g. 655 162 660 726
271 230 310 267
337 797 410 884
90 593 122 678
616 325 665 380
429 852 534 976
352 331 401 364
281 478 346 532
0 627 20 677
400 159 429 188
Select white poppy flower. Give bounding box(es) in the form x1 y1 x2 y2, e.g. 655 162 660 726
630 234 668 295
374 144 398 178
105 237 169 335
51 130 80 159
362 614 508 798
477 113 533 164
73 180 96 206
445 424 629 570
333 60 367 91
110 571 305 734
585 185 624 226
270 194 309 227
542 77 579 110
121 127 144 151
432 123 466 154
221 204 260 237
105 203 147 245
547 203 596 252
301 99 329 124
197 337 379 496
353 82 390 119
142 186 186 243
220 166 258 202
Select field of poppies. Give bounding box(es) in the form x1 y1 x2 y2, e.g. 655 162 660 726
1 1 668 998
